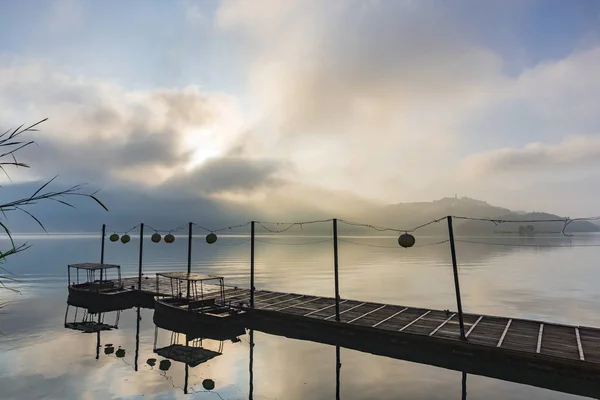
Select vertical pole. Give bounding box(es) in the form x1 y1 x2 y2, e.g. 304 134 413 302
100 224 106 281
138 223 144 291
134 306 140 371
462 371 467 400
187 222 192 298
447 216 466 340
250 221 255 309
249 328 254 400
96 331 100 360
333 218 340 322
184 362 189 394
336 345 341 400
100 224 106 264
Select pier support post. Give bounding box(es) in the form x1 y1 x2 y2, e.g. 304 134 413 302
250 221 255 309
333 218 340 322
447 216 466 340
138 223 144 291
187 222 192 297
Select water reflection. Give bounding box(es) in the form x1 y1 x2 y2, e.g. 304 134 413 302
59 292 600 399
63 304 122 361
152 308 245 394
4 233 600 399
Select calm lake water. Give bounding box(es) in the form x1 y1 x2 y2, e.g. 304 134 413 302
1 228 600 399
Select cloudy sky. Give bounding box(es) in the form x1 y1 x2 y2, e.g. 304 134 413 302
1 0 600 224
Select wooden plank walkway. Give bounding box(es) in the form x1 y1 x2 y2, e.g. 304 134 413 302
118 276 600 367
71 276 600 397
143 283 600 368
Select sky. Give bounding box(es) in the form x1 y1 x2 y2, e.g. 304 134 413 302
2 0 600 226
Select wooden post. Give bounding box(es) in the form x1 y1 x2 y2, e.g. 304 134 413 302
447 216 466 340
250 221 255 309
333 218 340 322
138 223 144 291
187 222 192 298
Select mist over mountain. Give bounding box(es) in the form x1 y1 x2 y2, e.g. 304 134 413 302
1 182 595 236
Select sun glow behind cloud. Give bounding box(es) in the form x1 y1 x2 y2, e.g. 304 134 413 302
1 0 600 216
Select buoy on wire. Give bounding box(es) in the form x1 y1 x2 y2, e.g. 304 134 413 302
398 233 415 248
109 233 119 242
164 233 175 243
151 233 161 243
121 234 131 244
206 233 217 244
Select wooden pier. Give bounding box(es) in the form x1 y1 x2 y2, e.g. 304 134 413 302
83 217 600 398
104 278 600 397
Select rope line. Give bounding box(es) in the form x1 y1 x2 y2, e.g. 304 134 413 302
104 215 600 239
143 223 188 234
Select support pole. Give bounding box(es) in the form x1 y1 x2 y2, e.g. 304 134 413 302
138 223 144 291
249 328 254 400
333 218 340 322
100 224 106 264
250 221 255 309
134 306 140 371
336 345 341 400
187 222 192 298
100 224 106 281
447 216 466 340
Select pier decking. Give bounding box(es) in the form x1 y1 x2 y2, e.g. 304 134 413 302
83 277 600 397
119 277 600 366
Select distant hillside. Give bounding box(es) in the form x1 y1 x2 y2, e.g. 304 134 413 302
456 211 598 234
355 197 598 235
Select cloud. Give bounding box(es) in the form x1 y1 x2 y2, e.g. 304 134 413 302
459 136 600 177
214 0 508 201
0 58 247 188
162 156 291 196
3 1 600 218
212 0 600 210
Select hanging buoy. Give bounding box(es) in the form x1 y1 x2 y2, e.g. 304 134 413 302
121 234 131 244
109 233 119 242
206 233 217 244
398 233 415 248
104 346 114 355
164 233 175 243
202 379 215 391
151 233 161 243
146 358 156 367
159 359 171 371
115 348 126 358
